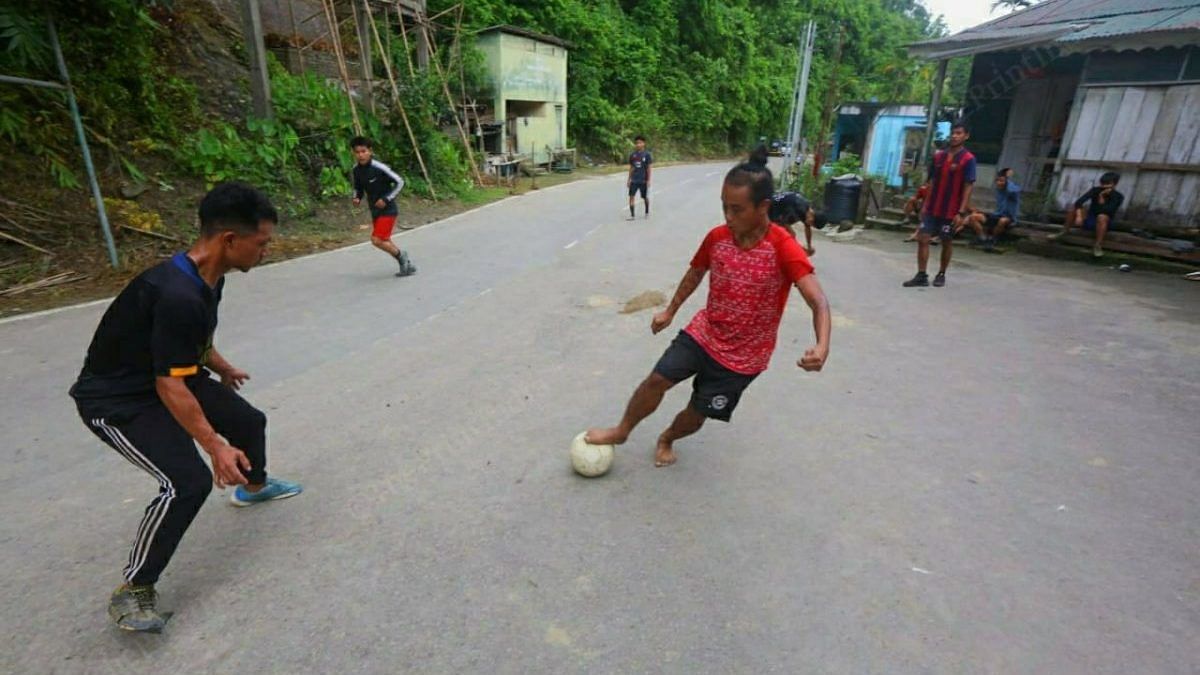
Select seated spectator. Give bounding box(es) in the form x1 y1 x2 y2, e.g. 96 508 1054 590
1049 171 1123 257
960 167 1020 252
903 182 930 242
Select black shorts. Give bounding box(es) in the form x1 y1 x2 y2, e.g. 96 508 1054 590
919 215 955 241
984 213 1014 231
628 182 648 199
653 331 758 422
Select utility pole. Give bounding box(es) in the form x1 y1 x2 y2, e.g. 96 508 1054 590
918 59 949 176
48 17 119 268
815 27 845 173
238 0 273 119
781 21 815 186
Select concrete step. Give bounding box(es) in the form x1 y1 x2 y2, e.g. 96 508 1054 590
1015 239 1197 274
1010 221 1060 234
879 207 908 219
865 216 909 232
1012 226 1200 264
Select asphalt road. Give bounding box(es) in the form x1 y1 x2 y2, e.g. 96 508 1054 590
1 162 1197 674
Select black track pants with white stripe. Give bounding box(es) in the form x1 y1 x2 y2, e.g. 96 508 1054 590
78 377 267 586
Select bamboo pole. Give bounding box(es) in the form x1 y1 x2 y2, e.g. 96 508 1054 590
0 271 86 297
0 230 53 255
286 0 304 72
395 2 417 78
383 2 392 64
320 0 362 134
454 4 468 109
362 0 437 197
349 0 376 114
119 225 186 243
426 5 458 23
420 14 483 184
452 5 480 162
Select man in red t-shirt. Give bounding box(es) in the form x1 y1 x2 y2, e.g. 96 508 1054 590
904 121 976 288
586 156 832 467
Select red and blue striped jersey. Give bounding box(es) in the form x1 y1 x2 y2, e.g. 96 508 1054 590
924 148 976 219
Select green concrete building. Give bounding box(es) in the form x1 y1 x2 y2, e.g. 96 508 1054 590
475 25 570 166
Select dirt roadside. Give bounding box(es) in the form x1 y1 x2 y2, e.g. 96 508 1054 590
0 165 628 319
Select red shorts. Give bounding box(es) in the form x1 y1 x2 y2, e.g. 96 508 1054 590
372 215 397 239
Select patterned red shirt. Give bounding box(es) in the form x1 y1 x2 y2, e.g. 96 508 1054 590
684 224 814 375
924 147 977 219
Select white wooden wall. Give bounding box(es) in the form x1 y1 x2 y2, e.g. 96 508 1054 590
998 74 1077 190
1057 84 1200 228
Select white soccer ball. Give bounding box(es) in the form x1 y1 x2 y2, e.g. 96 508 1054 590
570 431 614 477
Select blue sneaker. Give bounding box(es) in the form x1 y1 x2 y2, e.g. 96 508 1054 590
229 476 303 507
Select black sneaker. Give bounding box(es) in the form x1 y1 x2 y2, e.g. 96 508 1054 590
108 584 171 633
933 272 946 287
903 272 929 287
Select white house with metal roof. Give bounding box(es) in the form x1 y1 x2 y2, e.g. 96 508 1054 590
909 0 1200 231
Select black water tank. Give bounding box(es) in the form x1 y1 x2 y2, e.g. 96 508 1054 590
824 176 862 224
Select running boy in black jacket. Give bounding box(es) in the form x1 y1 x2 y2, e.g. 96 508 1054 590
351 136 417 276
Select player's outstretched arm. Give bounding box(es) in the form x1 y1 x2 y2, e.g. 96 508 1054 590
795 274 830 372
652 266 706 334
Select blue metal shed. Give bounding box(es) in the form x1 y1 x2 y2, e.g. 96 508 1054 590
834 103 949 187
867 115 951 186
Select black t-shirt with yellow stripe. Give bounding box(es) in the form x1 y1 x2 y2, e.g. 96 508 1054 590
71 252 222 415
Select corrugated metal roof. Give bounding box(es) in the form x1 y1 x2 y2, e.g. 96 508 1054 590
1060 5 1200 40
975 0 1196 31
476 25 572 50
910 0 1200 57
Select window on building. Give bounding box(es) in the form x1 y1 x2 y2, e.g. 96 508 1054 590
1183 46 1200 81
960 99 1011 165
1083 47 1193 85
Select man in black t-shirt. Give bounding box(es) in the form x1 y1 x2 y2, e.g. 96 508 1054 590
70 182 302 633
627 134 653 220
1050 171 1124 258
770 191 817 255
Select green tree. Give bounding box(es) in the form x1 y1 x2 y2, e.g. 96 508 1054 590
433 0 946 159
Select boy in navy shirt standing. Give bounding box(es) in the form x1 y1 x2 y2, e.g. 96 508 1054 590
627 135 653 220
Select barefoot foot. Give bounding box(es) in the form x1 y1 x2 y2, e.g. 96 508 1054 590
585 427 627 445
654 442 677 467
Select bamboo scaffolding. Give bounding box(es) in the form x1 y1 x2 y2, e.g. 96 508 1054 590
362 0 436 197
349 0 376 114
395 2 417 78
452 5 482 160
319 0 363 134
286 0 304 72
425 5 458 23
419 11 483 184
